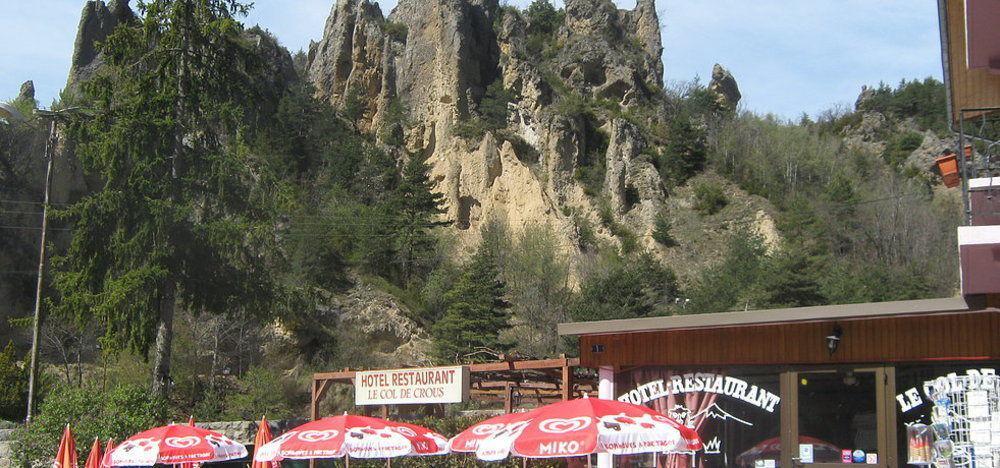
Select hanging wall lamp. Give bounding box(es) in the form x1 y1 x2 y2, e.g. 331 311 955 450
826 325 843 355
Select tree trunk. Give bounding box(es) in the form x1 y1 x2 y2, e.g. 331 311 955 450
151 278 176 399
153 0 189 401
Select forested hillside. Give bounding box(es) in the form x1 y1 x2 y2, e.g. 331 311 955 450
0 0 960 458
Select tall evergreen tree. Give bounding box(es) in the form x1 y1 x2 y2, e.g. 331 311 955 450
431 238 510 362
53 0 275 399
390 156 447 285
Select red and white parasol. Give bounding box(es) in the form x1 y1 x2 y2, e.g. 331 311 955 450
448 409 539 454
99 439 115 468
53 425 78 468
109 424 247 466
84 438 102 468
254 414 449 461
475 396 702 461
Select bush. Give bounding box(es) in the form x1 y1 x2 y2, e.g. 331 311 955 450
571 253 678 321
573 117 610 197
16 384 165 466
693 181 728 215
652 212 677 247
0 342 27 422
883 131 924 167
384 21 408 43
223 366 305 421
572 212 597 251
452 79 514 141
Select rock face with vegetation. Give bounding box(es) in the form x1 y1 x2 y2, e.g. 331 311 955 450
67 0 135 93
305 0 700 262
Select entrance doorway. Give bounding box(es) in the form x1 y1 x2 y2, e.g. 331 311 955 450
782 367 897 468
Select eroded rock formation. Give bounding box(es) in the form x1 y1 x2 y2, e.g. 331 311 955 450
66 0 134 93
304 0 692 260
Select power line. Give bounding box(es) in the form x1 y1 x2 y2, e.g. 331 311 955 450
0 210 45 216
0 226 72 232
0 199 68 207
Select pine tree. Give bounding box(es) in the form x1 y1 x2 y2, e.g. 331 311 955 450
431 240 510 363
390 156 447 285
570 253 678 322
53 0 275 399
751 246 826 309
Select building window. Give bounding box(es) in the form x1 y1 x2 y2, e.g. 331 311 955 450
615 367 781 468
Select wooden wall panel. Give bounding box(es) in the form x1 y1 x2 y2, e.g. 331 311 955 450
946 0 1000 122
578 310 1000 368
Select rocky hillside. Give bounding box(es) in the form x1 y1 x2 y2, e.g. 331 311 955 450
304 0 749 270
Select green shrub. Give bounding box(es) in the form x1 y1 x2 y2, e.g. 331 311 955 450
573 116 610 197
452 119 491 141
652 212 677 247
571 253 678 321
16 384 165 466
610 222 639 254
453 79 513 140
571 212 597 251
0 342 27 422
883 131 924 167
343 85 365 122
223 366 305 421
693 181 728 215
383 21 408 43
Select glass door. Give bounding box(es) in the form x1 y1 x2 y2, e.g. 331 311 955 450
785 367 896 468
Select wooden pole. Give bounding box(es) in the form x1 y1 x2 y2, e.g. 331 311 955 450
25 118 57 423
561 355 572 401
504 382 514 413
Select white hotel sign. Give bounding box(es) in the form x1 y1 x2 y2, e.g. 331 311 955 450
355 366 470 405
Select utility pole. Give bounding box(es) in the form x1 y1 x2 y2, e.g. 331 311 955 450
26 117 58 423
25 118 58 423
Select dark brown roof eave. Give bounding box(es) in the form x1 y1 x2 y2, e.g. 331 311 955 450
557 297 974 336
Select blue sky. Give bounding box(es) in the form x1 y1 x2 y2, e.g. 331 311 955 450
0 0 943 119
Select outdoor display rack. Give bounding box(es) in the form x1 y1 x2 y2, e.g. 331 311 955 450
912 373 1000 468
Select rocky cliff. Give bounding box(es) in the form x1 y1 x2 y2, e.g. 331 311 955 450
66 0 135 94
306 0 744 267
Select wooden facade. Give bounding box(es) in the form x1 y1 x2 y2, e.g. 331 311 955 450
577 309 1000 369
942 0 1000 122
